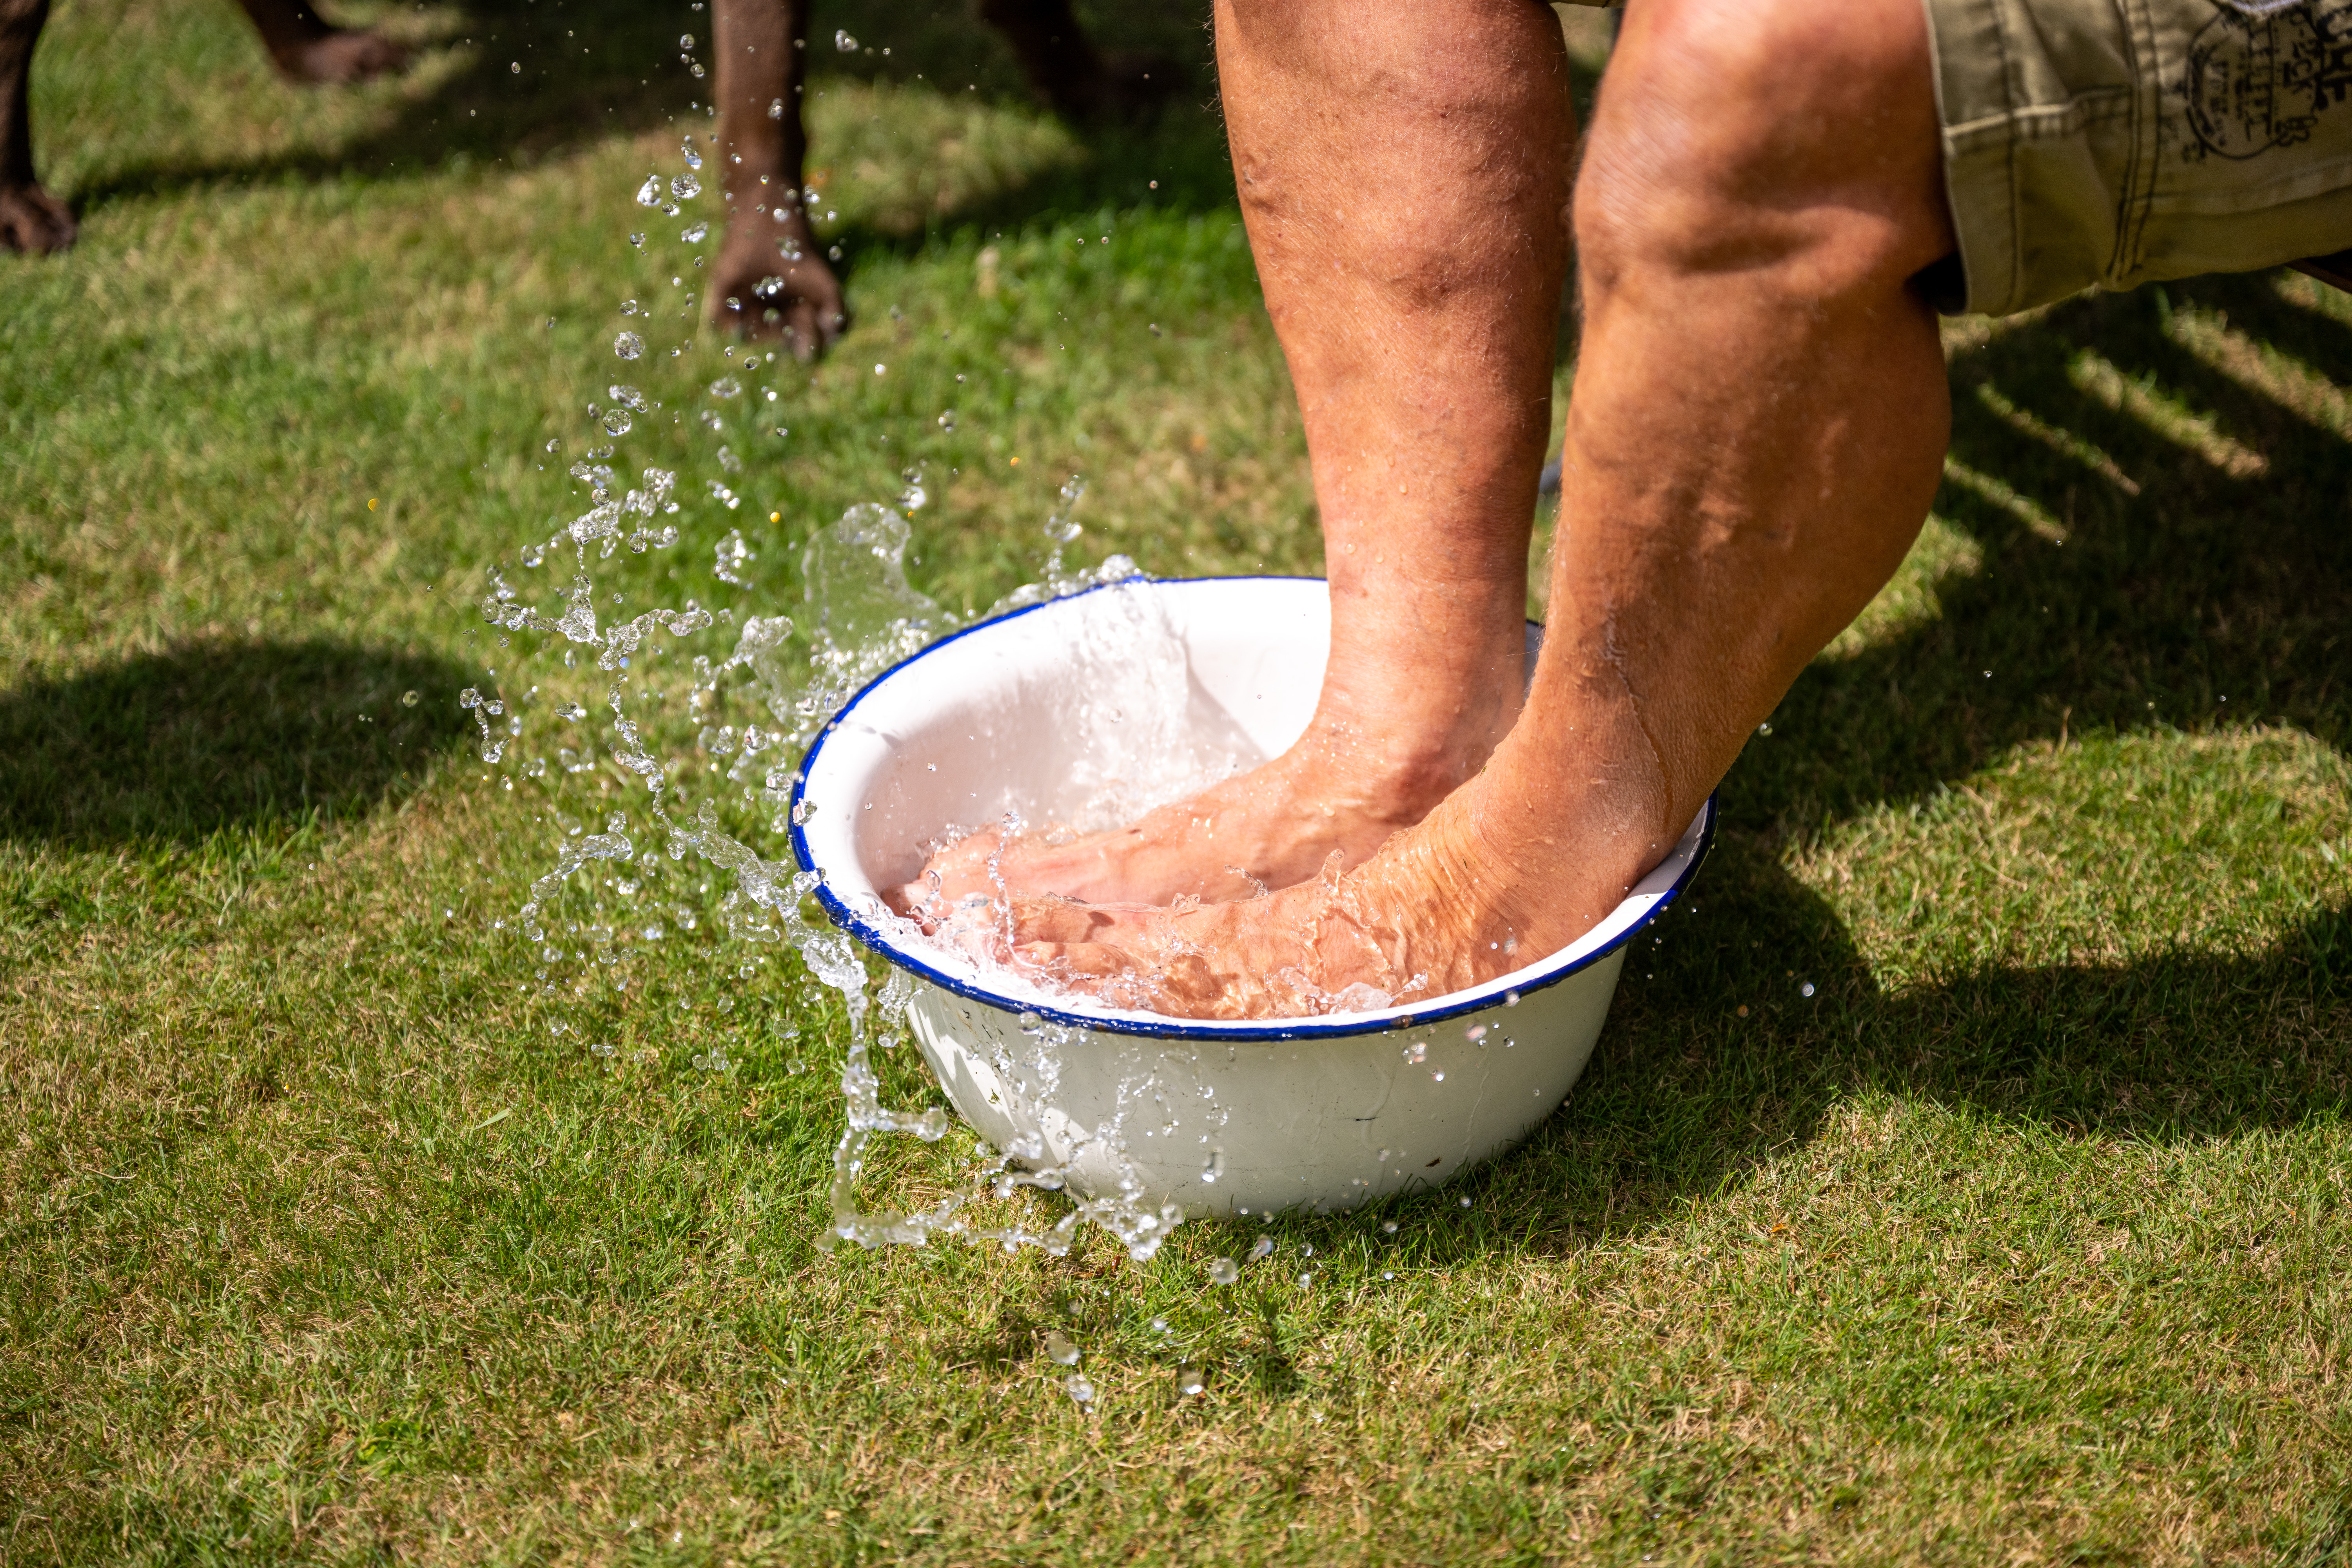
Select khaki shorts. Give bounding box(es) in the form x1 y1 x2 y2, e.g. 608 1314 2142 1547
1922 0 2352 314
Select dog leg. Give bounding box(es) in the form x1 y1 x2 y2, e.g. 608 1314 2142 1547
0 0 72 253
708 0 845 359
235 0 408 86
978 0 1183 123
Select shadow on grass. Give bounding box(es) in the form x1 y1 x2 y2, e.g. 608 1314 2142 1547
0 639 472 846
1497 839 2350 1243
1746 270 2352 829
64 0 701 208
67 0 1240 230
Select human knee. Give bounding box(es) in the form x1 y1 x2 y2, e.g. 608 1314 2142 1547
1573 0 1949 297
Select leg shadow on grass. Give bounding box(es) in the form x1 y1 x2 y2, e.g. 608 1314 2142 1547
1483 840 2351 1252
1741 269 2352 828
0 639 472 847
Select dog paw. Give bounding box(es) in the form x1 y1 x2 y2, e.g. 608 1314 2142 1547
0 181 77 255
708 241 849 364
273 29 410 85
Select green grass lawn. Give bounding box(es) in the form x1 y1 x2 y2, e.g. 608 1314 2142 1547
7 0 2352 1561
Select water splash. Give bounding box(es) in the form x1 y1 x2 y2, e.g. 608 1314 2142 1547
474 150 1247 1269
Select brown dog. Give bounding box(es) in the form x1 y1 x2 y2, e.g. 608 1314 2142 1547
0 0 1175 359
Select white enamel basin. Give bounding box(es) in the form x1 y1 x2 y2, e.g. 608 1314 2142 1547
791 576 1711 1217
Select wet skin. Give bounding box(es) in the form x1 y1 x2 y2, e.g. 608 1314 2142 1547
904 0 1962 1019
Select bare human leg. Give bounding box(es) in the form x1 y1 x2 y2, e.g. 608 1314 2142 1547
1005 0 1960 1019
707 0 846 361
235 0 408 85
895 0 1573 916
0 0 73 253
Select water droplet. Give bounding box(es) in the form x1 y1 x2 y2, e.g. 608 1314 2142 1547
1200 1150 1224 1184
635 175 662 207
508 60 520 73
681 220 709 243
1459 1196 1472 1208
1017 1010 1043 1034
834 28 858 50
1247 1236 1274 1262
603 408 633 436
671 172 701 201
614 332 644 360
679 33 695 49
1382 1219 1399 1233
1801 982 1816 997
1432 1071 1445 1082
679 136 702 169
873 363 887 376
1463 1023 1487 1042
1757 721 1773 736
1175 1366 1205 1396
937 409 957 433
1207 1258 1239 1286
1065 1373 1094 1403
1401 1042 1426 1064
709 376 741 399
1503 990 1521 1007
1045 1329 1080 1366
400 690 420 707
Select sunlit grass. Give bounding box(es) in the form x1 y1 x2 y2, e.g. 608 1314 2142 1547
5 0 2352 1562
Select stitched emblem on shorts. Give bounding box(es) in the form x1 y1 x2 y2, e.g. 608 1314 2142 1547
2180 0 2352 159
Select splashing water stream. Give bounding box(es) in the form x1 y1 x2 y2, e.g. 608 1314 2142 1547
474 148 1200 1265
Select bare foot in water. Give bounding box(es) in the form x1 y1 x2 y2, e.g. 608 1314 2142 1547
982 750 1679 1020
892 722 1477 915
891 612 1533 915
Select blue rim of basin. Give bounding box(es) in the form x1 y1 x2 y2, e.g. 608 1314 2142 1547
789 575 1717 1042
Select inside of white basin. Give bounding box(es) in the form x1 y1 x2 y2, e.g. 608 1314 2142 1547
792 576 1709 1036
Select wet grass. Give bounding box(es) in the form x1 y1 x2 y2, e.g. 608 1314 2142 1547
4 0 2352 1562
